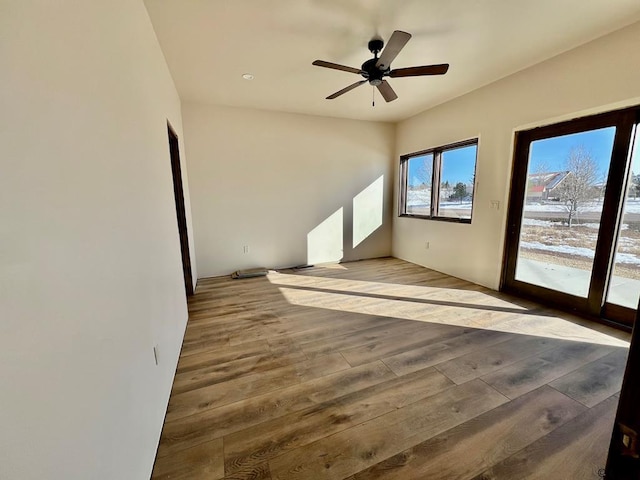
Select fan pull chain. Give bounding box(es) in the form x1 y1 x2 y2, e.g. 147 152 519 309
372 87 375 107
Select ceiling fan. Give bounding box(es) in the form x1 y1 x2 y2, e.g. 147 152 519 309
312 30 449 103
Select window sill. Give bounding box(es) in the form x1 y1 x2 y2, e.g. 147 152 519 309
398 214 472 224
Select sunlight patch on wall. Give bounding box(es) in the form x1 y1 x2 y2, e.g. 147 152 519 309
307 208 343 265
353 175 384 248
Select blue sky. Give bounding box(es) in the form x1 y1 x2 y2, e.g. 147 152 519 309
408 126 640 188
529 126 621 178
408 144 477 187
442 145 477 186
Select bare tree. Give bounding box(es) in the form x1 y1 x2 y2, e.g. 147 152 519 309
556 146 599 227
413 156 432 191
441 180 452 201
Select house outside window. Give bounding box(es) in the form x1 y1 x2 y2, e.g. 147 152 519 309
526 170 572 202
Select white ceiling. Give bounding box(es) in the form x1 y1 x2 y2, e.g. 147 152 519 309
144 0 640 123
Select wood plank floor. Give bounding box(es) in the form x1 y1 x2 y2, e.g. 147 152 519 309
152 257 630 480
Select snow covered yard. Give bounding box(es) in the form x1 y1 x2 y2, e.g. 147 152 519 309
519 217 640 278
406 190 473 217
407 192 640 277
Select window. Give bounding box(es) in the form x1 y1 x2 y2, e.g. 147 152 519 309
400 139 478 223
502 105 640 327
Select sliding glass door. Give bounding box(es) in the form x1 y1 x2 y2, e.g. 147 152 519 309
513 127 615 298
503 106 640 327
605 127 640 314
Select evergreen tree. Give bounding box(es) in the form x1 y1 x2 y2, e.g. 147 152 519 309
451 182 467 203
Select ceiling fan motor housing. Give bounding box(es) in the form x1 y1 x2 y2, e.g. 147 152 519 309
361 58 388 86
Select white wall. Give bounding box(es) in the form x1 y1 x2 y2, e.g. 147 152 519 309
393 21 640 289
0 1 195 479
183 103 395 278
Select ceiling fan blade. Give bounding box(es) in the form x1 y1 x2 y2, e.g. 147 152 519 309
326 80 367 99
312 60 362 74
376 80 398 102
376 30 412 70
389 64 449 78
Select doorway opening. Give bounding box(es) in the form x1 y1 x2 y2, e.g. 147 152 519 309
502 106 640 327
168 123 194 296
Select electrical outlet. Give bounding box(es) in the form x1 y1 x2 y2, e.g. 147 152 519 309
490 200 500 210
619 423 639 457
243 245 249 254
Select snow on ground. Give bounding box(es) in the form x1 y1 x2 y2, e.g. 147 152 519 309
407 191 473 210
613 252 640 265
440 201 473 210
524 198 640 214
408 194 640 214
521 241 595 259
617 237 637 248
581 223 602 230
521 218 629 230
522 218 554 227
407 191 640 264
521 241 640 265
407 191 430 204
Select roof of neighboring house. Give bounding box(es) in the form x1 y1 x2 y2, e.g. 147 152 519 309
528 171 571 191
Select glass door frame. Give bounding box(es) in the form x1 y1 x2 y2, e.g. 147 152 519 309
502 106 640 328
